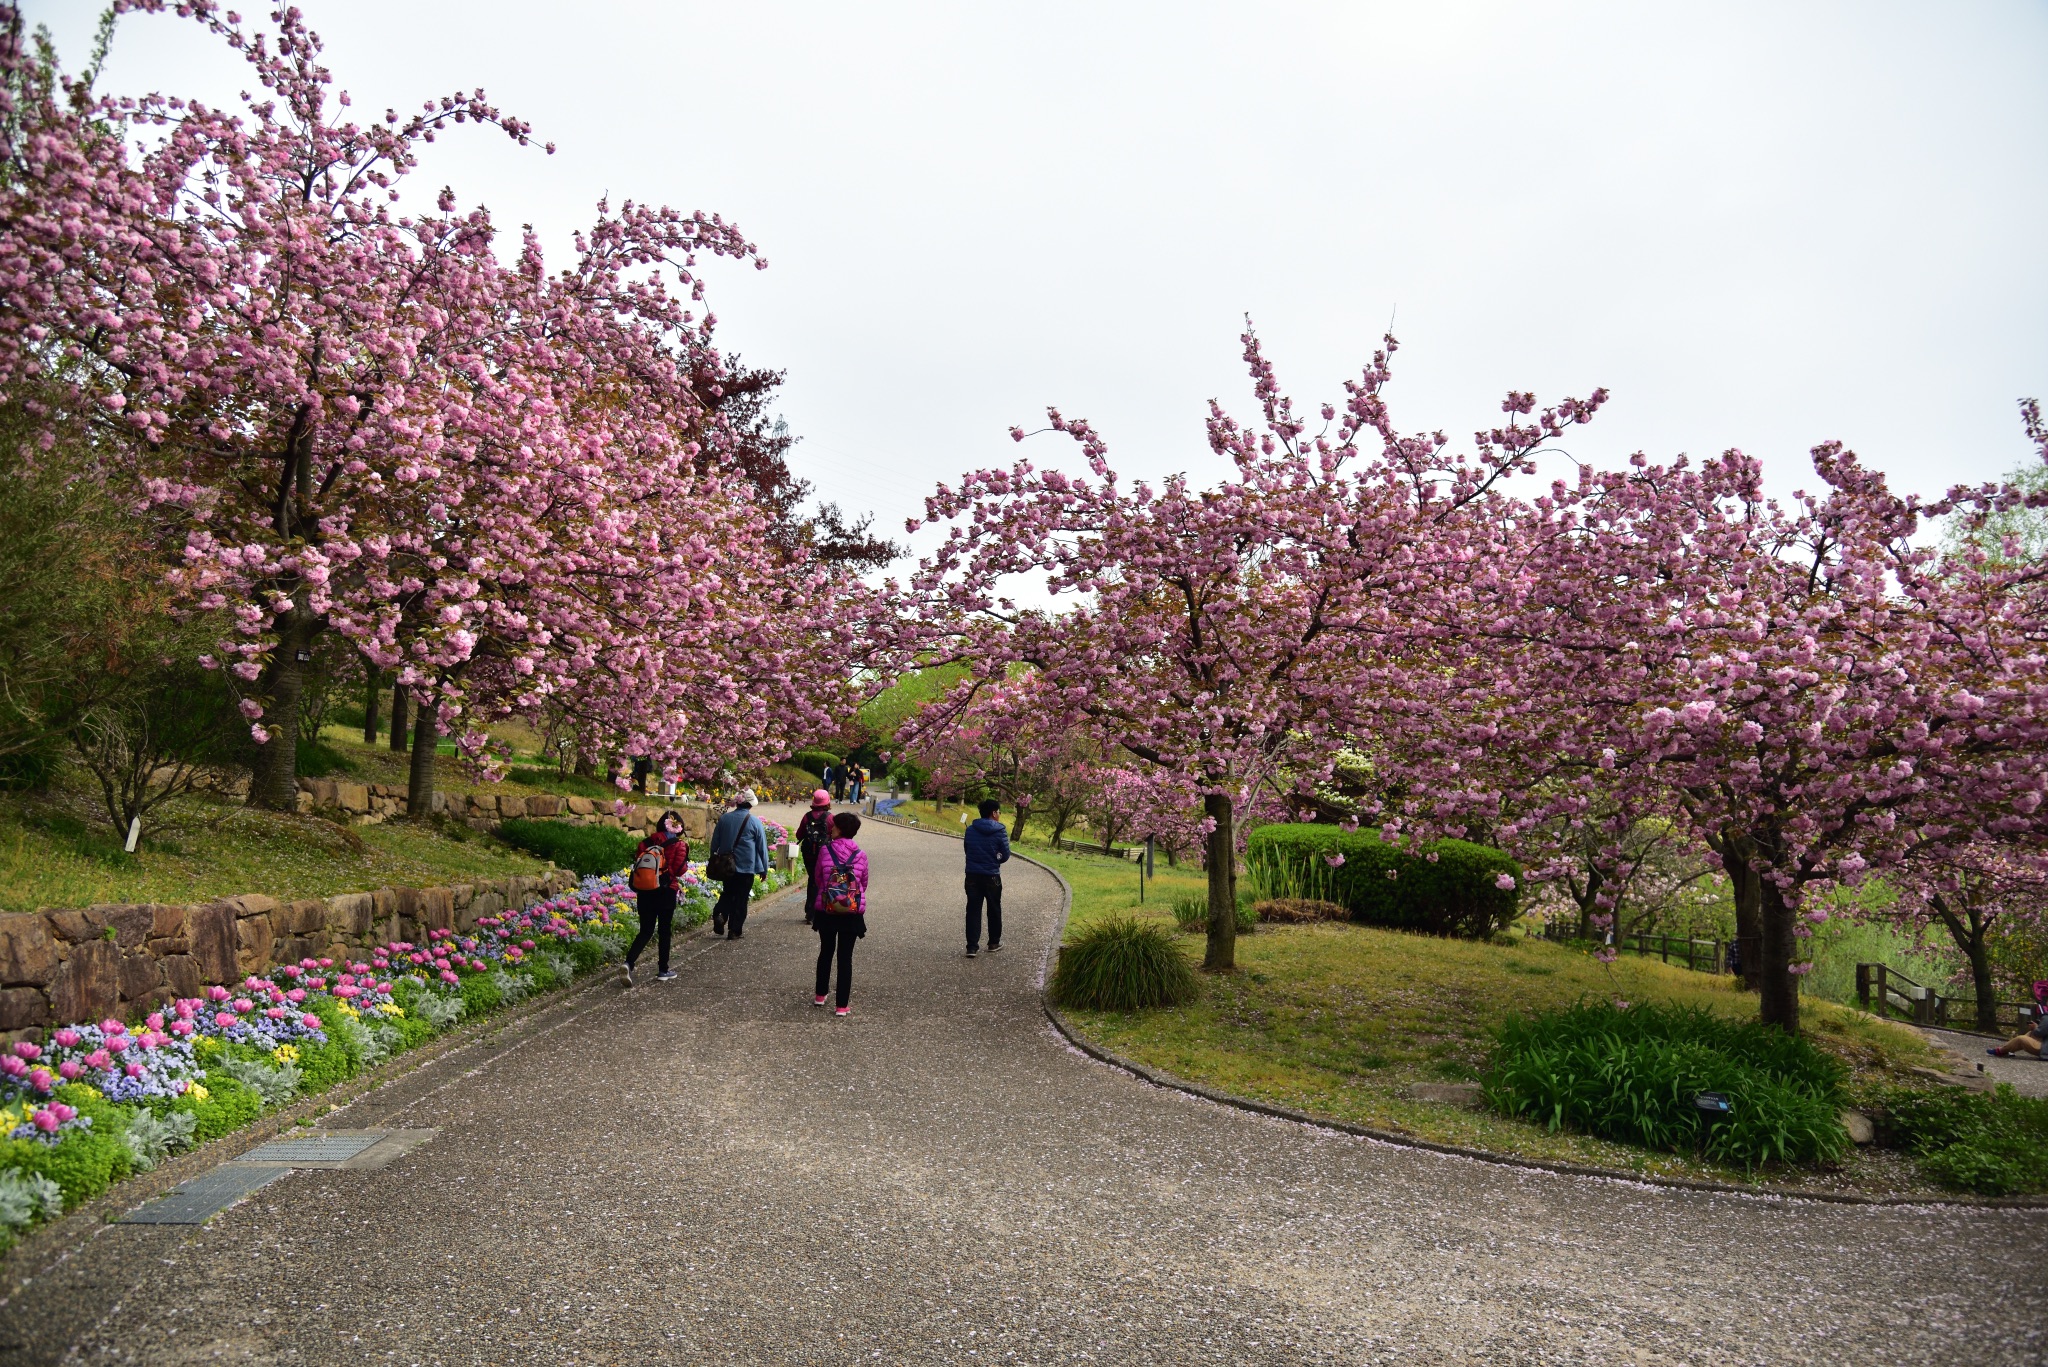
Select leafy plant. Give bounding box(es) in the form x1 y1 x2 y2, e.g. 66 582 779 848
410 991 464 1030
214 1056 301 1109
1255 898 1347 924
1482 1001 1850 1169
1247 824 1521 939
496 818 638 877
1171 893 1255 935
0 1168 65 1232
120 1107 197 1171
1866 1084 2048 1196
507 766 619 799
1052 916 1200 1011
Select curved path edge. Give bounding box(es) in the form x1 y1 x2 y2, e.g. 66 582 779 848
0 883 800 1302
870 812 2044 1211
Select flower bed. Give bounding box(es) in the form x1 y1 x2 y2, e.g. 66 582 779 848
0 872 699 1250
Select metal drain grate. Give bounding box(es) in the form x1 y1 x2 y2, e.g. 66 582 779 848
119 1164 292 1225
238 1132 389 1164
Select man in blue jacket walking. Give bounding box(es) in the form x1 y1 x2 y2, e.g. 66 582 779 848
709 789 771 940
963 798 1011 957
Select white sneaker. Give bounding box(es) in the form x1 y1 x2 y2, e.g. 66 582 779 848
621 964 634 988
656 970 678 982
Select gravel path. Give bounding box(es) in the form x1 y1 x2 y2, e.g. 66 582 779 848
3 808 2042 1364
1919 1027 2048 1098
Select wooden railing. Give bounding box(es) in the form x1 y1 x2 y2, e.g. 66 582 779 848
1538 921 1728 975
1855 963 2039 1036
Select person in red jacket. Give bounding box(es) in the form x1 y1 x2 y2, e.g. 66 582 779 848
624 810 690 987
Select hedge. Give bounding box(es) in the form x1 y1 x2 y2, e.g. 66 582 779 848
788 749 842 778
1245 823 1520 939
496 818 638 877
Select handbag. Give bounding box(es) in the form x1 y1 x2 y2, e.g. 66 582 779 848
706 848 736 881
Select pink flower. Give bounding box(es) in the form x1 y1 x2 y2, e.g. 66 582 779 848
106 1035 130 1054
52 1028 81 1048
318 957 333 968
300 1013 321 1029
265 1007 287 1020
100 1019 124 1035
0 1057 24 1078
85 1049 111 1069
214 1012 236 1028
31 1110 58 1133
232 998 253 1013
1495 873 1517 891
145 1013 165 1031
287 988 306 1003
338 973 356 987
28 1069 53 1093
125 1062 144 1078
1322 852 1345 867
207 985 230 1002
12 1041 39 1060
440 970 460 985
57 1060 83 1080
169 1020 194 1036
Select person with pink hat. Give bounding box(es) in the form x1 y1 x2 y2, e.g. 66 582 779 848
794 788 837 928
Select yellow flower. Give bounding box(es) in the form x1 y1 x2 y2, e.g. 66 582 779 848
377 1004 404 1017
0 1107 20 1132
338 1003 360 1018
271 1044 299 1064
187 1083 209 1102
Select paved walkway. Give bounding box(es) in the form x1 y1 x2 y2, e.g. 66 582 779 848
3 810 2043 1364
1920 1027 2048 1098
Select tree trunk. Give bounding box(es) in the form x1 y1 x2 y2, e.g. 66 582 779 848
389 681 409 753
362 666 381 745
1010 800 1030 844
1705 826 1764 991
406 701 437 822
1203 791 1238 972
1756 877 1801 1033
246 606 319 811
573 746 595 778
1968 925 1998 1034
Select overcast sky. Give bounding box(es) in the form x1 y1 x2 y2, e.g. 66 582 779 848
26 1 2048 568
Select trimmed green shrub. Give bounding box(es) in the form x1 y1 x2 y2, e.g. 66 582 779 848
1246 824 1520 939
3 1085 133 1209
497 818 638 876
1052 916 1200 1011
788 749 842 778
458 970 503 1018
173 1073 263 1143
1483 1002 1851 1168
1867 1084 2048 1196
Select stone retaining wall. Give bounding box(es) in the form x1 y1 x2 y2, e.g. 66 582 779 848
0 869 577 1039
293 779 714 841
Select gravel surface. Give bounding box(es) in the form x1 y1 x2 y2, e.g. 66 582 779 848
2 806 2042 1364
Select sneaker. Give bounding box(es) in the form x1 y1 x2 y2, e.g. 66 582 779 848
711 919 726 937
987 941 1002 952
813 994 829 1007
621 964 634 988
727 930 743 941
656 970 678 982
834 1005 851 1017
965 946 978 958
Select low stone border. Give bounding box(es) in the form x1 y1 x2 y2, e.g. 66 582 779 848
865 811 2047 1211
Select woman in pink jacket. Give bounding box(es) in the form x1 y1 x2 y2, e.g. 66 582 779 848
810 812 869 1016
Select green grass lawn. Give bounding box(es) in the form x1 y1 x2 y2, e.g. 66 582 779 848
1026 842 1951 1193
0 767 551 912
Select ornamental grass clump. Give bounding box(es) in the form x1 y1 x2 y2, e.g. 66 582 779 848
496 820 640 877
1052 917 1200 1012
1482 1001 1851 1169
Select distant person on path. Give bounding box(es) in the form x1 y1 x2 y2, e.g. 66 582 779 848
622 810 689 987
963 797 1010 958
709 789 770 940
848 764 865 803
810 811 869 1016
1988 981 2048 1058
831 763 847 801
795 788 837 928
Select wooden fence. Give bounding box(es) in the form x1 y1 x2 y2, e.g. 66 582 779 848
1538 921 1730 975
1855 962 2039 1036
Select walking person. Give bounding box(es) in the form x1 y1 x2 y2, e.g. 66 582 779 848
810 811 869 1016
963 797 1010 957
795 788 836 928
622 810 690 987
708 789 770 940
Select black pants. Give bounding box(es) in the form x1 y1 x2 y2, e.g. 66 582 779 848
714 873 753 936
628 886 677 972
965 872 1002 950
815 913 862 1007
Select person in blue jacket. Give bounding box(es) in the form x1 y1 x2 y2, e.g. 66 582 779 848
963 797 1011 957
709 788 771 940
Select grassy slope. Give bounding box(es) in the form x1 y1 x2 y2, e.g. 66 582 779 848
1031 843 1948 1191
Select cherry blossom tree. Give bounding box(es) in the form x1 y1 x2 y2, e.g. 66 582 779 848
905 325 1605 969
0 2 849 809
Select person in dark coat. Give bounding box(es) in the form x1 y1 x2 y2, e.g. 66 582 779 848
794 788 836 928
962 797 1011 957
623 811 689 987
